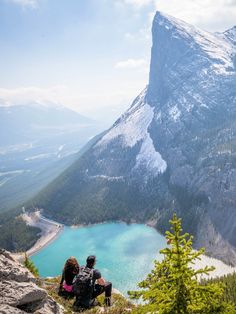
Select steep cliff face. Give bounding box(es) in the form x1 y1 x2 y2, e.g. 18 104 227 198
145 12 236 264
31 12 236 265
0 249 63 314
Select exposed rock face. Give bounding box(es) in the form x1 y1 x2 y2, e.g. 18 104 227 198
0 249 63 314
0 250 36 283
31 12 236 265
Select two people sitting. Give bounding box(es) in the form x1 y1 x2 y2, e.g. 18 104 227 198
59 255 112 309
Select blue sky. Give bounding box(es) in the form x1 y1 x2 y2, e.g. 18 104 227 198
0 0 236 124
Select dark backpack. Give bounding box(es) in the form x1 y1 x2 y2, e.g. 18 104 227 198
72 266 94 297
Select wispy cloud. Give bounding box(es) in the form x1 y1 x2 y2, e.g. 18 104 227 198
117 0 236 31
0 86 67 107
0 85 145 123
154 0 236 31
6 0 39 8
115 58 148 69
121 0 153 7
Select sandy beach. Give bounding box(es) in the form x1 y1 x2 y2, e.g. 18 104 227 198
21 210 63 257
192 253 236 279
146 221 236 279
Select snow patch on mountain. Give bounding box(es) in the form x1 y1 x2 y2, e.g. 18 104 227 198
96 91 150 148
135 134 167 175
89 175 124 181
96 90 167 175
169 105 181 122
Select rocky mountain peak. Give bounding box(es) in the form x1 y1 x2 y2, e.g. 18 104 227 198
147 11 235 104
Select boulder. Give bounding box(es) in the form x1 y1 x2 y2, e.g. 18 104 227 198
0 281 47 307
0 249 35 283
34 296 64 314
0 249 63 313
0 304 25 314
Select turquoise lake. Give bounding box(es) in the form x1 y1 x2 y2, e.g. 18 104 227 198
31 223 166 296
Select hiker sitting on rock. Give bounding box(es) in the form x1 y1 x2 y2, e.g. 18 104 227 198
73 255 112 308
59 256 80 296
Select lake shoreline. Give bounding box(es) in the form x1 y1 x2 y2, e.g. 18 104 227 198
17 210 64 259
21 211 236 279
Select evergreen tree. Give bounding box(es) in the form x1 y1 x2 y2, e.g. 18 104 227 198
24 253 39 277
129 214 235 314
202 272 236 306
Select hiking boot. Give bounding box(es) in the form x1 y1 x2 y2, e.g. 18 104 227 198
105 297 111 306
72 303 85 312
91 298 100 307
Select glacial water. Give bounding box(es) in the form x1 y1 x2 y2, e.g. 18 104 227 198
31 222 166 296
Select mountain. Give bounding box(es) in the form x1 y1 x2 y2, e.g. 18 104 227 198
0 103 104 211
0 102 93 146
28 12 236 265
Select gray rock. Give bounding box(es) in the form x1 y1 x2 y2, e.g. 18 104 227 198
0 249 35 283
34 296 63 314
0 304 26 314
0 281 47 307
0 250 64 314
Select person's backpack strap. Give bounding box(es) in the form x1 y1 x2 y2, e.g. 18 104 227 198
85 267 94 288
72 266 94 296
90 268 94 280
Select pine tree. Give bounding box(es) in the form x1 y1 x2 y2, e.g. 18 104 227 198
129 214 235 314
24 253 39 277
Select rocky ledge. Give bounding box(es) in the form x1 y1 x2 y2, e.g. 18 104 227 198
0 249 63 314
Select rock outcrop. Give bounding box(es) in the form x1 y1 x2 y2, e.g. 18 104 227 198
0 249 63 314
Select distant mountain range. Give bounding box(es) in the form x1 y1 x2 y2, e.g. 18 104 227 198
23 13 236 265
0 103 104 211
0 102 94 146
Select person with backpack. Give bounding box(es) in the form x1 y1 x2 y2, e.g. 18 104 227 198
59 256 80 296
73 255 112 308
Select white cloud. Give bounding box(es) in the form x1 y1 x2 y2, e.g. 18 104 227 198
153 0 236 31
6 0 39 8
115 58 148 69
118 0 236 31
121 0 153 7
0 85 142 109
0 85 145 124
0 86 67 107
